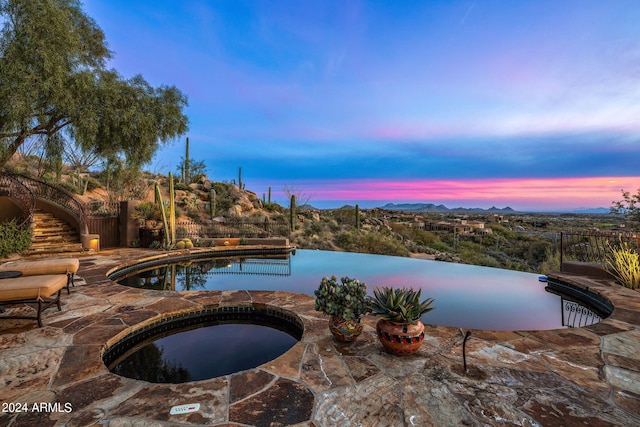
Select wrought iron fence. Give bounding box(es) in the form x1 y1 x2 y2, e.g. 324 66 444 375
560 298 602 328
10 173 87 232
0 173 35 228
174 219 290 240
560 231 640 265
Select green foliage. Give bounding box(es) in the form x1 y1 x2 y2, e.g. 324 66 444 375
0 0 188 169
57 180 80 194
0 219 32 258
335 231 409 257
210 182 233 212
132 202 162 222
370 286 435 324
390 224 442 247
314 276 371 320
97 162 150 202
539 246 560 274
329 207 357 225
606 242 640 289
611 188 640 228
177 158 206 184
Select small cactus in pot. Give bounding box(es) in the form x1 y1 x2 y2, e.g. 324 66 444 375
370 286 435 355
314 276 371 342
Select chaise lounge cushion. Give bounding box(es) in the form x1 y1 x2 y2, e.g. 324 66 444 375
0 275 69 301
0 258 79 277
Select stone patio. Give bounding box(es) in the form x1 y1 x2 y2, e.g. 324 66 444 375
0 248 639 426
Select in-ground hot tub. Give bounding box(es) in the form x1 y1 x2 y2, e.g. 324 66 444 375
103 305 304 383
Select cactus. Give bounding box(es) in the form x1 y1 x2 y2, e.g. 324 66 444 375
209 188 216 219
314 276 371 320
238 166 242 190
154 182 170 246
268 186 272 204
184 137 190 184
355 204 360 231
290 194 296 231
169 172 176 245
370 286 435 324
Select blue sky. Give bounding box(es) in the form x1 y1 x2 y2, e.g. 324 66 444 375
83 0 640 210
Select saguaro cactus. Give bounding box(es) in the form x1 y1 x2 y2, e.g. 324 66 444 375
209 188 216 219
169 172 176 245
355 204 361 231
155 182 170 246
268 186 272 204
184 137 190 184
290 194 296 231
238 166 243 190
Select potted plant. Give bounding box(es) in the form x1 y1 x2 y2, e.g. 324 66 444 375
370 286 434 355
132 202 163 229
314 276 371 342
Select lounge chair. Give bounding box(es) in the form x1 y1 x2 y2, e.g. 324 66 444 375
0 258 79 294
0 274 68 327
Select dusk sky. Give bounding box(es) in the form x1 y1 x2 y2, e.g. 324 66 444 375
83 1 640 211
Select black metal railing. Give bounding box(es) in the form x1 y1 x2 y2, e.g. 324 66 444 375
560 231 640 266
0 173 35 228
175 219 290 240
9 173 87 233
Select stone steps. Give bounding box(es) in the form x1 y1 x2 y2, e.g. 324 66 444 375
27 210 84 255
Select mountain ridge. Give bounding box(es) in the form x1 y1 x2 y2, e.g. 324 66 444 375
380 203 516 213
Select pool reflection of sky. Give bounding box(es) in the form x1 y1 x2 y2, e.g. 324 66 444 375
157 324 297 381
119 250 585 331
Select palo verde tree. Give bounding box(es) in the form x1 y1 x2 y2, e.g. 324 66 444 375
0 0 189 171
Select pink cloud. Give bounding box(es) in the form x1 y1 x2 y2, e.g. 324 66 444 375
301 176 640 210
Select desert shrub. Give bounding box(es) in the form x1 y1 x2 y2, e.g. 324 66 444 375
0 219 33 258
58 180 80 194
606 242 640 289
174 181 191 192
335 230 409 257
330 207 357 225
263 203 284 213
539 246 561 274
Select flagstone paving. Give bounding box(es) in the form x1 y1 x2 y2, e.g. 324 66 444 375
0 248 639 426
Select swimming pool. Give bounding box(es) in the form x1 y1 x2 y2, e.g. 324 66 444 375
114 249 604 331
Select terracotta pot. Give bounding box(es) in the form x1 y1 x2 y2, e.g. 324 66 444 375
376 319 425 355
328 316 363 342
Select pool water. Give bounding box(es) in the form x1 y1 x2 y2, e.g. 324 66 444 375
115 249 601 331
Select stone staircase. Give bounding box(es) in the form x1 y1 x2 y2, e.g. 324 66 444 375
28 209 84 255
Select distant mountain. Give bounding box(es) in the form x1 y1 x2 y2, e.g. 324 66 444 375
380 203 516 213
565 207 610 214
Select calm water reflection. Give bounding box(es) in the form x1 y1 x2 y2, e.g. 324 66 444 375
116 250 600 331
110 321 299 383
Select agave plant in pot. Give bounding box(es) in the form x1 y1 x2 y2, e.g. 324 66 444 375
314 276 371 342
371 286 435 355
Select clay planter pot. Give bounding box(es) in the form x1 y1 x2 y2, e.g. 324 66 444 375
328 316 363 342
376 319 425 355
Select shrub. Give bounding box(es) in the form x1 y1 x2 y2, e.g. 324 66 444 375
606 242 640 289
0 219 33 258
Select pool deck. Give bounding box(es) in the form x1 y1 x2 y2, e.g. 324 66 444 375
1 248 639 426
